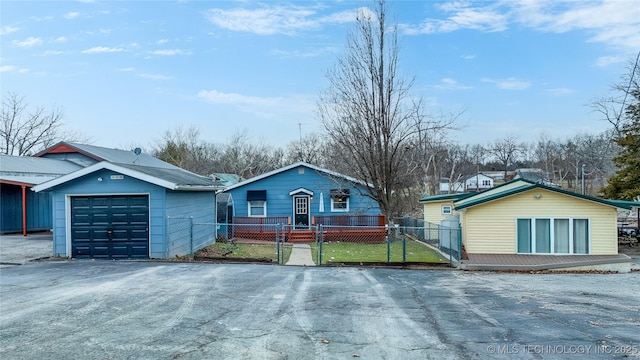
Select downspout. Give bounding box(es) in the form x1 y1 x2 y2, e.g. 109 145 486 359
21 185 27 237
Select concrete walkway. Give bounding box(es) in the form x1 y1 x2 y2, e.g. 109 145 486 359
285 243 315 266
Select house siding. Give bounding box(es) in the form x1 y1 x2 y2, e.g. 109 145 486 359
0 185 53 234
461 188 618 255
48 169 166 257
227 165 380 221
165 191 216 256
422 200 456 225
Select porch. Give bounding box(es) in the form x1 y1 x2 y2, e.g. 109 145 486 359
232 215 387 243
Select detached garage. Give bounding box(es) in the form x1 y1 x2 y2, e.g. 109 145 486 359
33 161 222 259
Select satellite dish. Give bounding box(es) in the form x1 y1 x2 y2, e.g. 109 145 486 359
133 147 142 155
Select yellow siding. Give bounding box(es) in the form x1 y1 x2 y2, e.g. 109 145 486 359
462 189 618 255
423 201 456 225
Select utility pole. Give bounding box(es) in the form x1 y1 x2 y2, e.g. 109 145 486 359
581 164 586 195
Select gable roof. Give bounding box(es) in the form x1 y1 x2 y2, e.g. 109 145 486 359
0 154 83 186
35 142 178 169
419 192 474 203
32 161 223 192
223 162 369 191
453 179 640 211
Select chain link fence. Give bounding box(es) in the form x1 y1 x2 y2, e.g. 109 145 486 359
166 216 460 266
314 222 461 266
166 216 216 258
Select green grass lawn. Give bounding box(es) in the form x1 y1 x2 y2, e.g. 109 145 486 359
195 242 291 262
311 239 449 264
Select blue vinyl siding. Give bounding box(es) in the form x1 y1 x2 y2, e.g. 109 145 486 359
165 191 216 256
226 165 380 221
0 184 52 234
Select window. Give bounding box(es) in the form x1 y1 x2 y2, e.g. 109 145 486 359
482 180 491 186
442 205 452 215
247 190 267 217
517 218 589 254
248 201 266 216
330 189 350 212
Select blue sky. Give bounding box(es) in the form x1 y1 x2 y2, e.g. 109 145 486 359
2 1 639 150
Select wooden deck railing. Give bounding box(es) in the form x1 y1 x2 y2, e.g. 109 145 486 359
312 215 386 227
233 216 290 225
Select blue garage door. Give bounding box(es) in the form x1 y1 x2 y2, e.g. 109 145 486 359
71 195 149 259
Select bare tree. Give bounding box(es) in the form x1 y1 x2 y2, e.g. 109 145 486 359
217 130 283 179
591 52 640 135
486 135 523 179
152 125 220 175
284 133 327 165
317 0 456 220
1 92 86 155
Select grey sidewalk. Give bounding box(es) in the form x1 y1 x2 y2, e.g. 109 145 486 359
285 243 315 266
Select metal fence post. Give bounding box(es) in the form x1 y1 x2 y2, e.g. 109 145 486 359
189 216 194 259
276 223 280 264
387 229 391 263
458 227 462 262
402 232 406 263
319 224 323 265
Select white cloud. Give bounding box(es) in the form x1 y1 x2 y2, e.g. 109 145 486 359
0 25 19 35
138 73 172 80
401 1 639 53
81 46 124 54
13 37 43 47
482 77 531 90
271 46 338 58
205 6 319 35
545 88 574 96
0 65 17 72
401 2 508 34
435 78 473 90
508 0 640 52
149 49 191 56
118 67 135 72
55 36 68 43
197 89 281 106
595 55 625 67
461 54 476 60
43 50 63 56
65 12 80 19
156 39 169 45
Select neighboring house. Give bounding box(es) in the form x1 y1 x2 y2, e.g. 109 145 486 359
462 173 494 192
513 168 555 186
223 162 382 229
439 173 494 194
28 142 223 259
0 155 83 235
420 179 640 271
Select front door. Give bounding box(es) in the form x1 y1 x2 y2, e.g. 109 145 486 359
294 196 310 229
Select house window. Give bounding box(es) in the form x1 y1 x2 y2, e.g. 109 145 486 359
517 218 589 254
248 201 266 216
482 180 491 186
247 190 267 217
330 189 350 212
441 205 452 215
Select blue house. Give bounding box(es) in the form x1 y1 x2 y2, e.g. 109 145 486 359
31 143 223 259
223 162 382 231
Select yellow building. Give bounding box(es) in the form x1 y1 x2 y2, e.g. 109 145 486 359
420 179 639 271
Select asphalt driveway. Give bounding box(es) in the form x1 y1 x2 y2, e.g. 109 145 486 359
1 261 638 359
0 232 52 267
